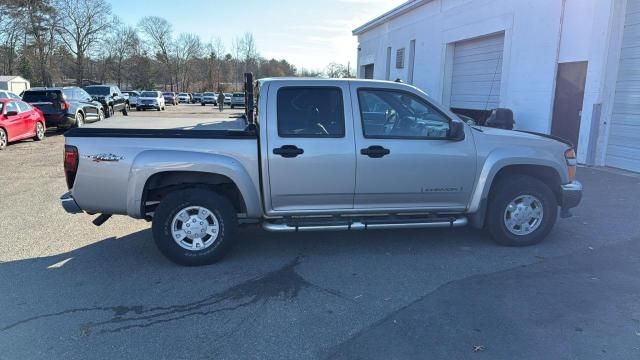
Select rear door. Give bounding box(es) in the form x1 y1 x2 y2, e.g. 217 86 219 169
265 82 356 212
16 101 36 136
75 89 98 120
351 84 477 211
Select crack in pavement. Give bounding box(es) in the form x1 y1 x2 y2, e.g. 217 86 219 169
2 256 345 336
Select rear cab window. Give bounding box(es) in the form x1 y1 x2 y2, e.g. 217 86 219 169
277 87 345 138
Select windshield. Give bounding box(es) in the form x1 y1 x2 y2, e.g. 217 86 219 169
140 91 158 97
203 92 214 96
84 86 110 95
179 93 188 96
163 92 173 96
232 93 244 98
22 91 63 102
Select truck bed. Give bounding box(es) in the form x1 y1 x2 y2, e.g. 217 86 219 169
84 114 248 131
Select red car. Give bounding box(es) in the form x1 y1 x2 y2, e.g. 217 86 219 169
0 98 46 150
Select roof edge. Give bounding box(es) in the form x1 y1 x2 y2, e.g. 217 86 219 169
352 0 433 36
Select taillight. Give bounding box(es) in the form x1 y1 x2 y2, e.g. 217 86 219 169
565 148 577 181
60 100 70 111
64 145 79 189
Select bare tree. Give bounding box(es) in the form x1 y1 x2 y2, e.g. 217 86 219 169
138 16 174 90
55 0 112 85
174 33 202 91
325 63 354 78
106 18 138 88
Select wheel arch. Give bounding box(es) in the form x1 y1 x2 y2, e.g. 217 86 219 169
126 150 261 219
468 160 564 229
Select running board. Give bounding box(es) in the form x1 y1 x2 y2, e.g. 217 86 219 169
262 217 468 232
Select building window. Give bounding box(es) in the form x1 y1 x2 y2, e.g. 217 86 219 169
396 48 405 69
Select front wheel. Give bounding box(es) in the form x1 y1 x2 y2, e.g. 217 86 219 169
33 122 45 141
123 103 129 116
487 176 558 247
152 189 237 266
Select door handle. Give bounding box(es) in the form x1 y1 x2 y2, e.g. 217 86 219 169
273 145 304 158
360 145 390 158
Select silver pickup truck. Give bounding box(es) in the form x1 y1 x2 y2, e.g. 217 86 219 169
61 76 582 266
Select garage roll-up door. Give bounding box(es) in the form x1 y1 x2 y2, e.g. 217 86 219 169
606 0 640 172
450 32 505 110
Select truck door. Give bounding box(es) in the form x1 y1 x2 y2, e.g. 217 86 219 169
265 82 356 212
351 85 476 211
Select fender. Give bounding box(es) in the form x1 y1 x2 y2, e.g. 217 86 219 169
126 150 261 218
468 147 569 215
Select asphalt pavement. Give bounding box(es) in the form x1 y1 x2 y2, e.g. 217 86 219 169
0 104 639 359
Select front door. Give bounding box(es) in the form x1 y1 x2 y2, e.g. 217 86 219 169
2 101 25 139
266 82 356 212
551 61 588 149
352 86 477 211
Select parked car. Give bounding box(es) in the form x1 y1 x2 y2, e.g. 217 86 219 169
230 92 245 109
178 92 190 103
22 87 104 130
137 91 165 111
0 99 46 150
83 85 128 117
224 93 231 105
122 91 140 108
60 76 582 266
0 90 22 100
192 93 203 103
201 92 217 106
163 92 179 106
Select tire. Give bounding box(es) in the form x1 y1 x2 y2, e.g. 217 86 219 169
487 175 558 247
201 102 205 106
152 189 237 266
123 103 129 116
231 105 235 109
98 109 105 122
109 105 115 117
157 106 161 111
0 128 7 150
33 122 45 141
75 112 84 128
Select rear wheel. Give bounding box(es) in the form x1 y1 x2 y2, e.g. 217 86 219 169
0 128 7 150
33 122 45 141
75 112 84 128
152 189 237 266
487 175 557 246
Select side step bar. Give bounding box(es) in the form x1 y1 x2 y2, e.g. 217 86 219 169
262 217 468 232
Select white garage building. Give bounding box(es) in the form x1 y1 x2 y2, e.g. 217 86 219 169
0 76 30 94
354 0 640 172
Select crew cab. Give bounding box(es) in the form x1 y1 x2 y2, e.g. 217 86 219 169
60 76 582 266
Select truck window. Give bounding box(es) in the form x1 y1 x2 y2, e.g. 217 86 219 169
358 89 450 139
277 87 345 138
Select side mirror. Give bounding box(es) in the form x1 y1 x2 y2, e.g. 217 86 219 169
5 110 18 117
449 121 466 141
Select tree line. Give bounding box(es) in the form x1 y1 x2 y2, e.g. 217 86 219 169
0 0 353 92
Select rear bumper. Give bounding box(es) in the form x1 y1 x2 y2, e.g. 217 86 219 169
560 181 582 215
44 113 75 128
61 192 82 214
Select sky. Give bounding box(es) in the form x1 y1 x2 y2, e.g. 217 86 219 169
108 0 406 71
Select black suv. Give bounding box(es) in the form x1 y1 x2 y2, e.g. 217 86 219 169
22 87 104 129
83 85 128 118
